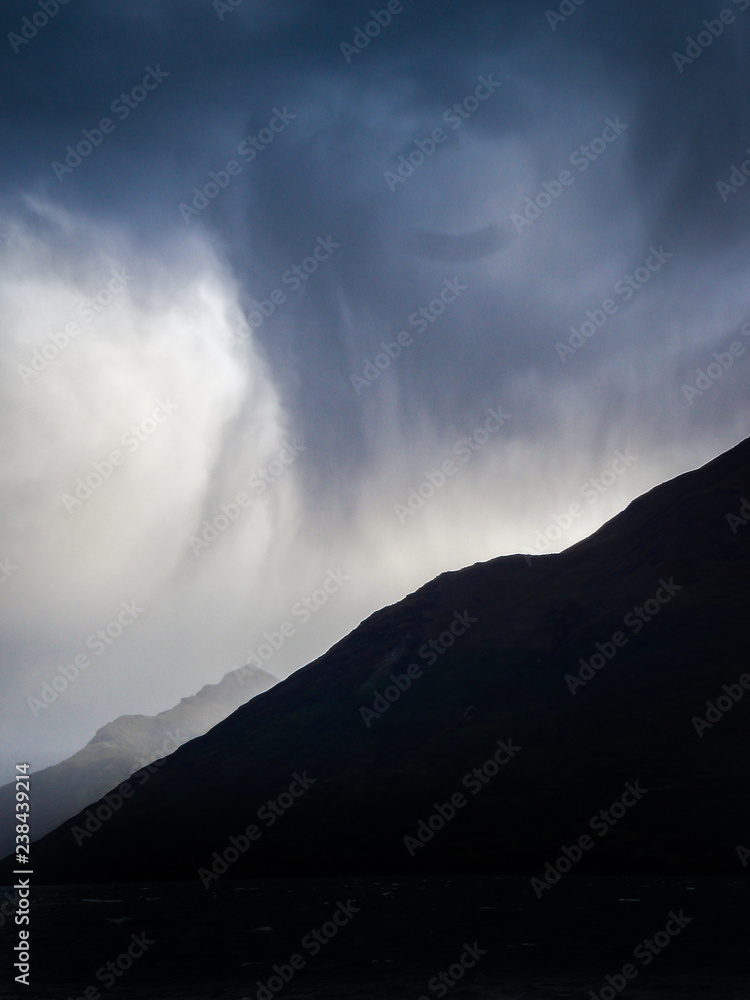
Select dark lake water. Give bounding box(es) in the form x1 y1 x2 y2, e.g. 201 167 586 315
1 876 747 998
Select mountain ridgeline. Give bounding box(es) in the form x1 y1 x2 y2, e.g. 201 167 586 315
9 438 750 883
0 665 277 860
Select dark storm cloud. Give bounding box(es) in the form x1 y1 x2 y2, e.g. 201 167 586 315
2 0 748 495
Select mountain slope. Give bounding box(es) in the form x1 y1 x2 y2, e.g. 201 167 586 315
10 437 750 883
0 665 277 858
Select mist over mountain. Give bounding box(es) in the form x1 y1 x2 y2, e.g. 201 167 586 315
15 437 749 885
0 663 276 860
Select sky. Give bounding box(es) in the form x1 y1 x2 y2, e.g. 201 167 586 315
1 0 749 781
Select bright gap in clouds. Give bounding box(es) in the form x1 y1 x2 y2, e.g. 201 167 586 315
0 201 299 772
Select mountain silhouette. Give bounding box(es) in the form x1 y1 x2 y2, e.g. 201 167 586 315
7 437 749 884
0 664 276 860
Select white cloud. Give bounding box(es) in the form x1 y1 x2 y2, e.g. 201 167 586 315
0 202 297 771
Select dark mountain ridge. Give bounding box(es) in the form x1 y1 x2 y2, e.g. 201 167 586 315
0 665 277 859
6 437 749 884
